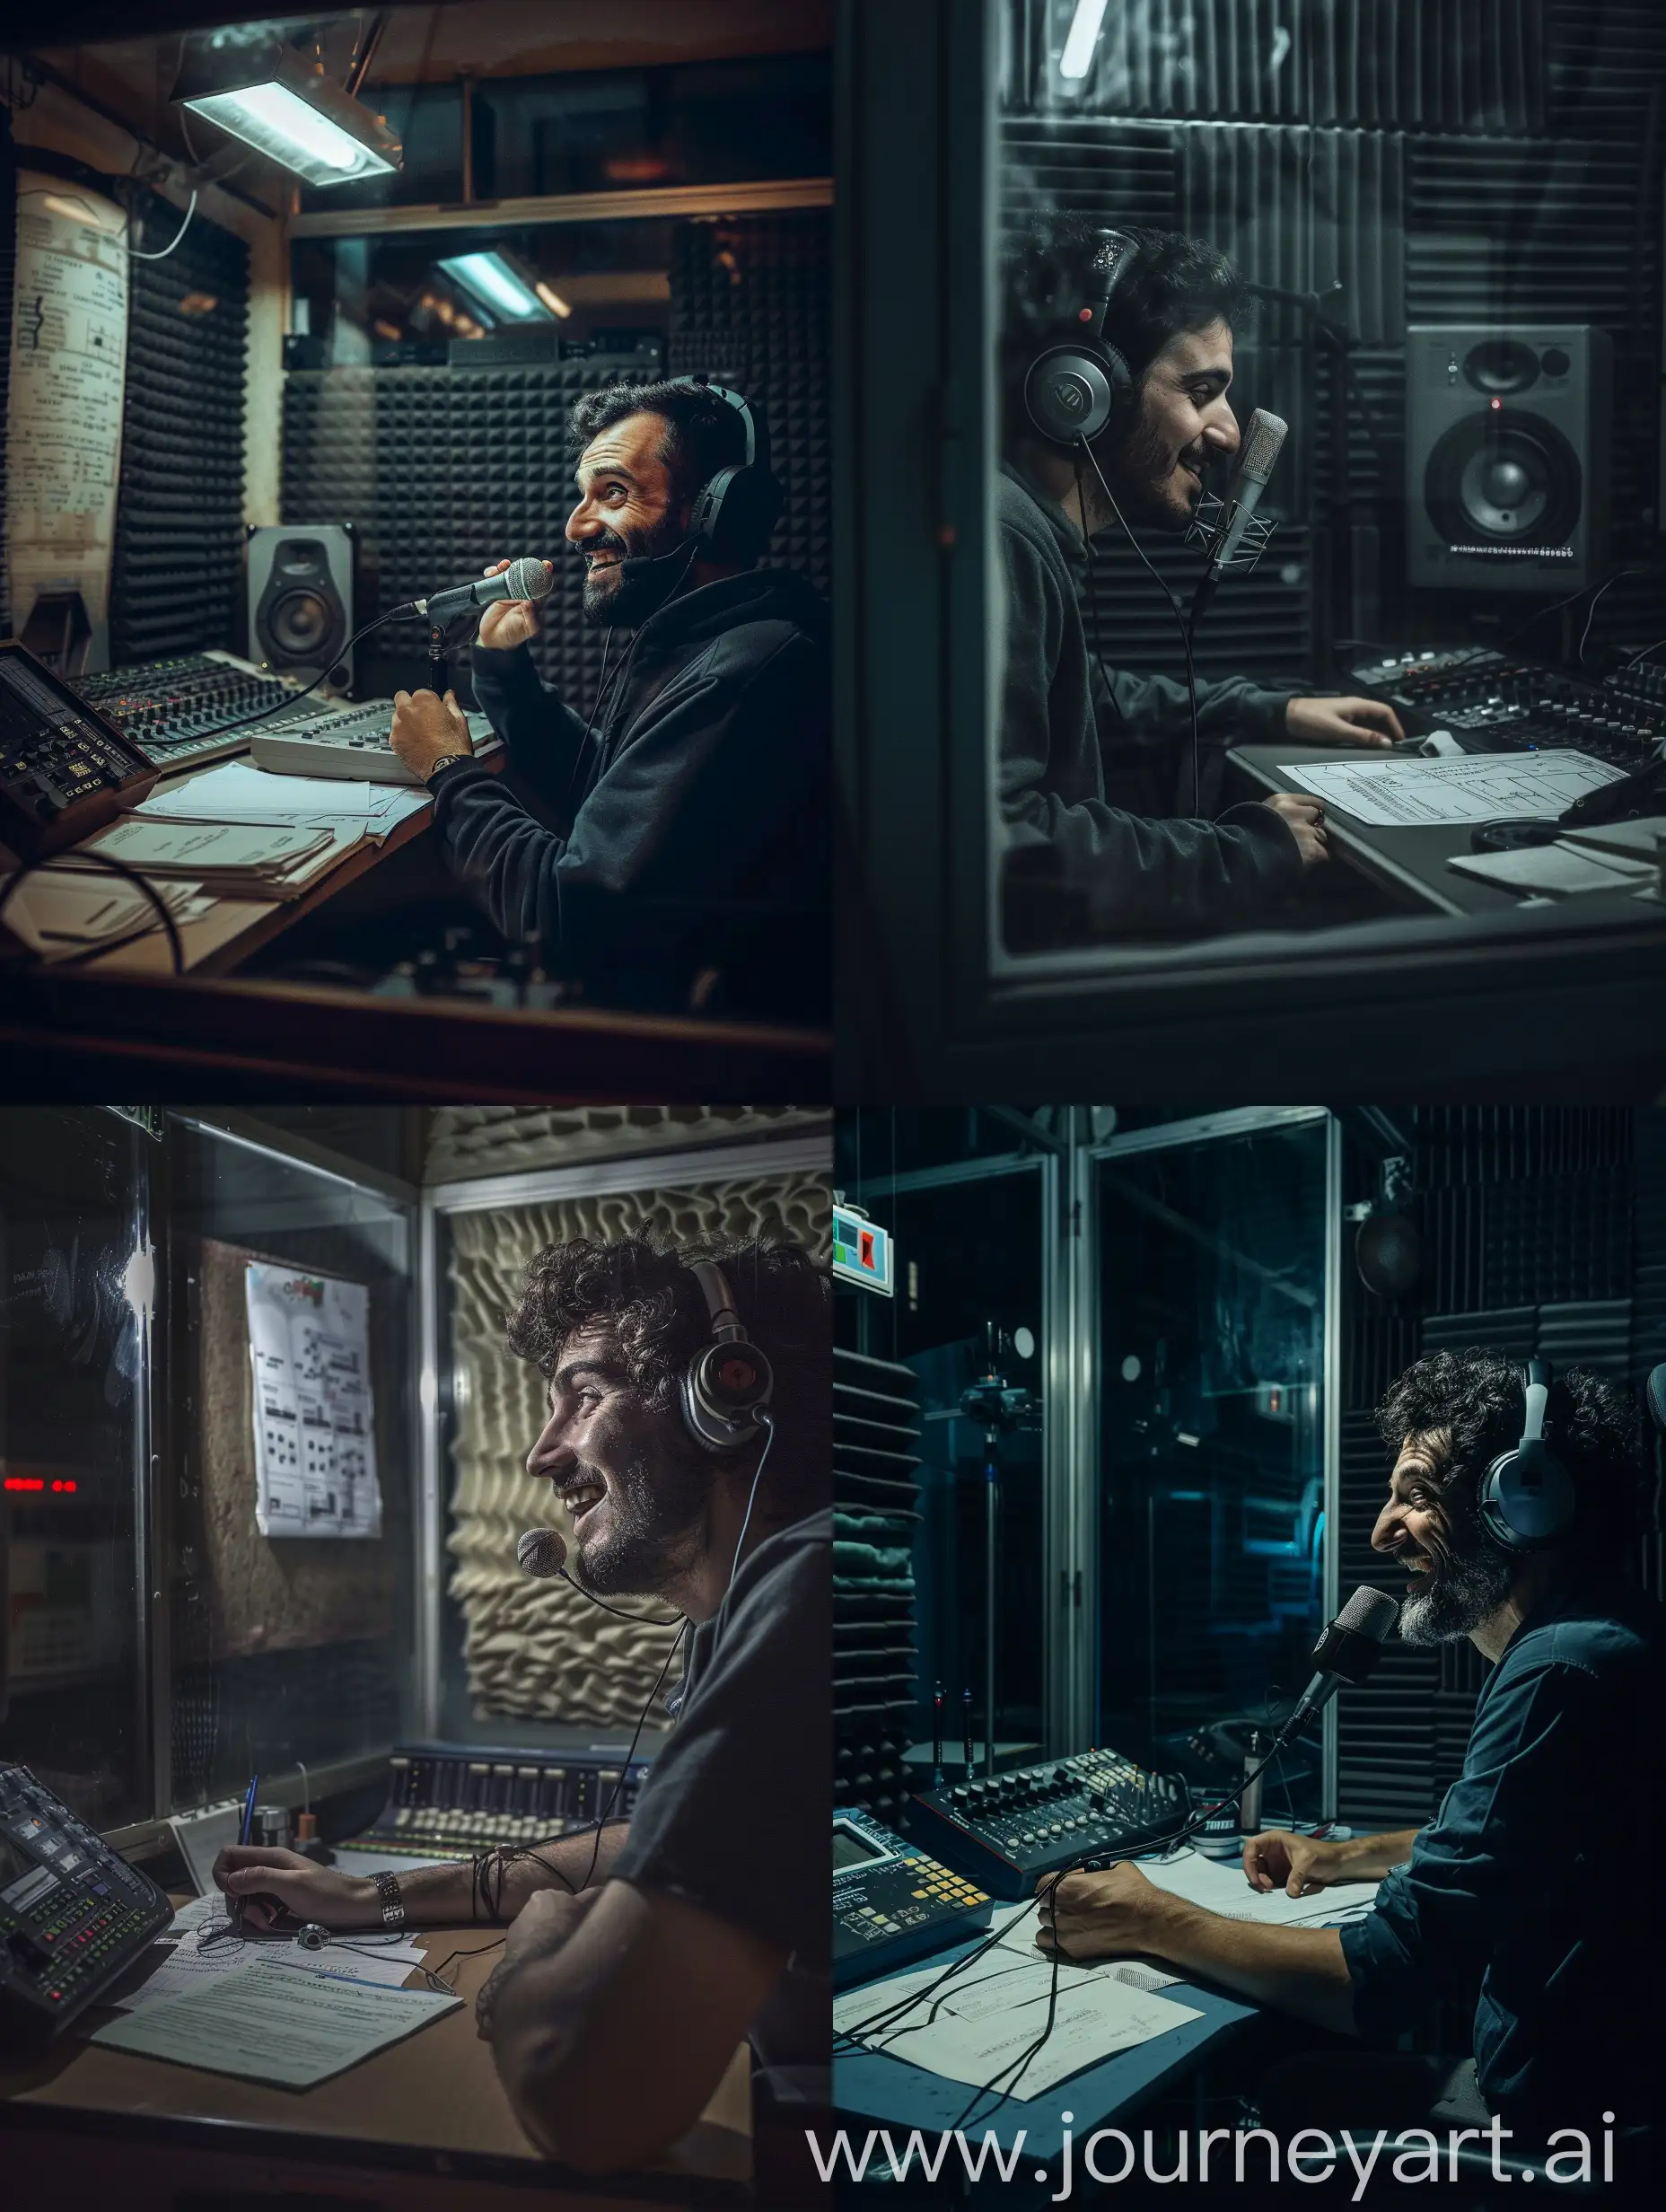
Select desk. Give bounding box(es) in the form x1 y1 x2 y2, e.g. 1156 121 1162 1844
832 1927 1257 2163
0 1917 751 2209
1226 743 1609 919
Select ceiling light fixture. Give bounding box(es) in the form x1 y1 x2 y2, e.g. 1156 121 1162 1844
172 30 400 189
437 250 557 324
1059 0 1109 80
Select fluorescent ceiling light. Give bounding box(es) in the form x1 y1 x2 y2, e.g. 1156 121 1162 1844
172 31 399 189
535 280 573 320
439 252 556 323
1059 0 1109 79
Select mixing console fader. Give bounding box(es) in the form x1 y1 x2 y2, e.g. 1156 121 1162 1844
74 653 319 770
908 1748 1188 1899
1349 649 1665 768
347 1741 653 1859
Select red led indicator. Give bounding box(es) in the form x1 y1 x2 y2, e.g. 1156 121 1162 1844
4 1477 75 1492
1490 396 1503 410
1078 306 1094 322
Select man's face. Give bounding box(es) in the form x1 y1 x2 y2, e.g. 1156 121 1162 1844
1371 1430 1515 1645
523 1324 709 1596
566 412 690 627
1098 319 1241 532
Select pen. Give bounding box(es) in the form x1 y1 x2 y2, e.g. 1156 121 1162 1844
240 1774 259 1847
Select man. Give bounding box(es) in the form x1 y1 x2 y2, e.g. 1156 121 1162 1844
387 380 829 1018
1000 215 1406 948
1038 1349 1661 2162
214 1233 830 2176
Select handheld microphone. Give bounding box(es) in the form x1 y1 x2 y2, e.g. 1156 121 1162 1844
1190 408 1288 628
1285 1584 1399 1734
392 557 555 624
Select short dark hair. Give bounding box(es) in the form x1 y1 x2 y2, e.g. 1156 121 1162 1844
506 1231 829 1518
568 379 749 509
1375 1348 1651 1559
1000 214 1250 440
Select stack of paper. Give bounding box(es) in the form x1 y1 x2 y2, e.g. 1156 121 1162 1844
134 760 430 840
0 872 211 961
68 815 360 900
114 1923 428 2014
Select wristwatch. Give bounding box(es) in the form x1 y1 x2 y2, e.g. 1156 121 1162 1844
373 1870 406 1928
423 750 475 787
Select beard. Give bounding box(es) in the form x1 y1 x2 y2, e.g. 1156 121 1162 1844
579 512 691 628
569 1443 709 1598
1397 1532 1516 1645
1090 410 1207 535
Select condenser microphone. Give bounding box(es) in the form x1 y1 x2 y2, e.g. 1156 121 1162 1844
1285 1584 1399 1734
1190 408 1288 627
393 557 555 624
516 1525 567 1578
1646 1364 1666 1439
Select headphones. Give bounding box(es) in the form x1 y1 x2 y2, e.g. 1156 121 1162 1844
1023 227 1144 446
1477 1356 1578 1552
666 376 784 564
681 1259 774 1454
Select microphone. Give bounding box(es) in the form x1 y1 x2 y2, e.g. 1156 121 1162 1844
516 1525 567 1578
1190 408 1288 626
1646 1365 1666 1438
1285 1584 1399 1734
392 557 555 624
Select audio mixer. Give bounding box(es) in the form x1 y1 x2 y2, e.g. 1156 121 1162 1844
1350 649 1666 770
1 642 158 859
74 652 322 771
908 1748 1189 1900
342 1741 653 1860
1 1763 173 2041
833 1805 994 1988
251 699 498 784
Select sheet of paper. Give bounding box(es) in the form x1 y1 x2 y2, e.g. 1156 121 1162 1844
1563 816 1666 862
92 1953 460 2086
0 872 198 959
837 1945 1201 2102
1447 843 1657 899
1276 750 1625 828
135 761 429 836
116 1927 426 2011
1136 1846 1379 1928
74 816 334 877
246 1261 381 1536
166 1804 243 1897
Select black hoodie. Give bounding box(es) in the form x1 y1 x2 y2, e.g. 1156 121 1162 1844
433 566 829 1017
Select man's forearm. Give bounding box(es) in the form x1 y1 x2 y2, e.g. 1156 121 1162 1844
390 1822 631 1922
1333 1829 1418 1881
1151 1903 1357 2035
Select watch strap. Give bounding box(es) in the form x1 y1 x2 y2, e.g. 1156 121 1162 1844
424 750 475 787
373 1869 405 1927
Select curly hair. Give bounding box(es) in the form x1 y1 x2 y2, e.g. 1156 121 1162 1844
568 378 750 509
1001 213 1251 443
1376 1348 1651 1558
505 1231 829 1517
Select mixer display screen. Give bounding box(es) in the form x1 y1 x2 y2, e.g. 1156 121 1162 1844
833 1819 887 1874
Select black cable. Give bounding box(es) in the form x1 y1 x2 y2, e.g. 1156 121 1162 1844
133 606 417 751
583 1620 688 1892
0 847 186 974
557 1572 682 1627
1441 566 1656 676
1077 435 1202 815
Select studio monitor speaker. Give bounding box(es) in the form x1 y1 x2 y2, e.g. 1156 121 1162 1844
1406 325 1611 594
247 524 355 686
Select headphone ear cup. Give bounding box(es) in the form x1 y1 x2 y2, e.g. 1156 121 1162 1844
695 466 782 563
1024 342 1134 446
1479 1444 1576 1551
681 1338 775 1453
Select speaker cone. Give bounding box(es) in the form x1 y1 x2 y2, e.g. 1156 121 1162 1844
1425 413 1582 547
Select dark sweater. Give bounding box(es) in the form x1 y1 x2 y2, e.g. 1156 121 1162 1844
433 567 829 1017
998 463 1306 949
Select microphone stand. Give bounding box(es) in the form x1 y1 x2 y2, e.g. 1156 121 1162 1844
959 1324 1039 1781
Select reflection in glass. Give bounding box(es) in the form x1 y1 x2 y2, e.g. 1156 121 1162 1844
1097 1118 1330 1823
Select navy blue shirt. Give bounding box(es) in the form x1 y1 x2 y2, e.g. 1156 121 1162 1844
1339 1580 1662 2136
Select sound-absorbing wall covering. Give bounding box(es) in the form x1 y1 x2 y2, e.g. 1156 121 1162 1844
110 186 249 663
281 209 830 707
833 1346 922 1825
425 1103 829 1185
0 119 15 640
443 1170 829 1726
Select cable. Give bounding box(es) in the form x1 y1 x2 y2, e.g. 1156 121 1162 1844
0 848 186 974
557 1575 681 1628
1442 566 1654 675
1624 635 1666 670
730 1408 776 1584
150 606 416 750
1077 435 1202 815
127 189 197 261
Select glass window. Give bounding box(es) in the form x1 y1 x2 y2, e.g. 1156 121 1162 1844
165 1123 416 1810
1094 1113 1332 1823
0 1110 153 1830
835 1156 1048 1766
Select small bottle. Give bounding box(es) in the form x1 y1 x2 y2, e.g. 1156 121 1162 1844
1240 1729 1266 1836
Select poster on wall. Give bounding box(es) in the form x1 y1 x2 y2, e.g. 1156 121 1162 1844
4 172 130 666
245 1262 381 1539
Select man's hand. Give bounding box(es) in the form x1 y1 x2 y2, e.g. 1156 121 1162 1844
478 557 544 652
211 1845 381 1931
476 1887 598 2043
1036 1861 1184 1962
1263 790 1329 866
1285 695 1404 748
1243 1830 1351 1897
390 687 475 780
